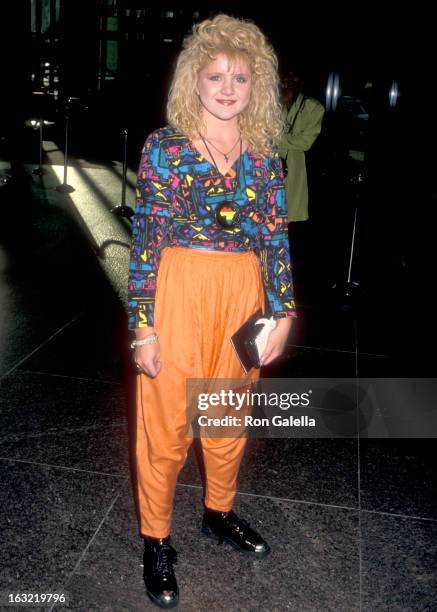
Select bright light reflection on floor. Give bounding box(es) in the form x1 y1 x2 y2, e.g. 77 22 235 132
49 160 136 306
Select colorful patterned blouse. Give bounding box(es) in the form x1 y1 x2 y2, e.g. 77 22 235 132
127 126 296 329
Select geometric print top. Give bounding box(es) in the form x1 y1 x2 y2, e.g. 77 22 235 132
127 126 297 329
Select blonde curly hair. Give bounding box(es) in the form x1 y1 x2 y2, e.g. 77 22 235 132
167 14 283 156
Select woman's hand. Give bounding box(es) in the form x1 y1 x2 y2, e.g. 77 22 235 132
259 317 293 366
134 328 162 378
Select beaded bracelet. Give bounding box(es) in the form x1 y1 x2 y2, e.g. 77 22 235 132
130 334 159 349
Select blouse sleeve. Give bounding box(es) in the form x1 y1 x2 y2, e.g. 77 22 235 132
127 131 174 329
256 152 297 319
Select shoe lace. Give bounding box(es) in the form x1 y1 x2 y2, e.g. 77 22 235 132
227 511 250 530
213 511 252 544
154 543 177 576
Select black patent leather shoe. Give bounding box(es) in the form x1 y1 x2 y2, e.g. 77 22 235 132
201 508 271 558
143 536 179 609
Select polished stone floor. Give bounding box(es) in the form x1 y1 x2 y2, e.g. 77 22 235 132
0 155 435 611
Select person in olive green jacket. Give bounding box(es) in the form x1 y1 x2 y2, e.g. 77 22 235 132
279 72 325 222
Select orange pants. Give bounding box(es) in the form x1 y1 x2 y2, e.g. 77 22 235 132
136 247 264 538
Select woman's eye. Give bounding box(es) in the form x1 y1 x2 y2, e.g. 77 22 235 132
209 75 221 81
235 76 249 84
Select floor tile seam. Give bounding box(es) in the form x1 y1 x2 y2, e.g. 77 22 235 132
0 310 86 380
355 351 417 360
178 481 437 524
0 422 127 444
355 341 363 612
47 488 123 612
0 456 127 478
176 482 359 513
13 369 124 386
288 343 417 361
359 507 437 524
287 343 356 355
2 458 436 524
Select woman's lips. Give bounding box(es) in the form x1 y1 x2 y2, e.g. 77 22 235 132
216 99 236 105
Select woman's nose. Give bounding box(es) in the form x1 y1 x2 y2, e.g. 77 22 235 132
220 77 234 95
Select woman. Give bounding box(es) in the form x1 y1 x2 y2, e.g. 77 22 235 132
127 14 296 609
279 70 325 222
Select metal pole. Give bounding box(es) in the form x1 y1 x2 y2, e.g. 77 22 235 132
56 112 75 193
331 170 363 303
39 121 43 168
347 206 358 283
342 173 363 299
33 119 46 176
112 128 134 220
63 115 69 185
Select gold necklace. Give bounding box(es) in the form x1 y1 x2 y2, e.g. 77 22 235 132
198 133 243 229
199 133 242 176
201 134 241 163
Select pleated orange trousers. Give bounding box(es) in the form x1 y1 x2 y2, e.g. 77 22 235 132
136 247 264 538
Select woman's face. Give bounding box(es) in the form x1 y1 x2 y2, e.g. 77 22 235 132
196 53 252 123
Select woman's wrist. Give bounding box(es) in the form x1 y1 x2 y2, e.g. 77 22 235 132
130 332 159 349
274 316 293 329
135 327 156 339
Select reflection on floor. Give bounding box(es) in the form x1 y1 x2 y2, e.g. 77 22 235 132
0 159 435 611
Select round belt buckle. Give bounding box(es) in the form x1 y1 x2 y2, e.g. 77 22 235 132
215 201 241 228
